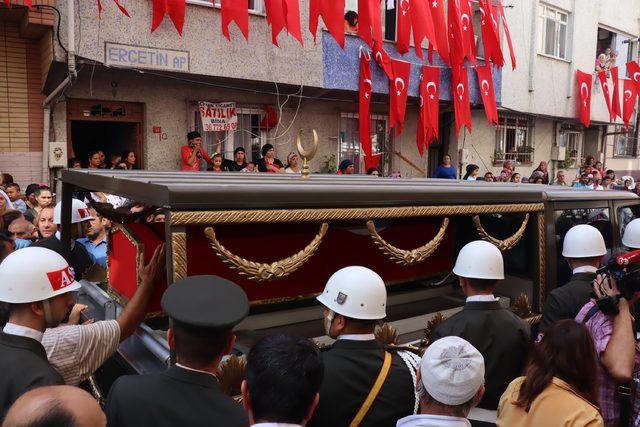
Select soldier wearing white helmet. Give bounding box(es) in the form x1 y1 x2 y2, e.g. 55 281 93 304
540 224 606 331
0 247 77 414
309 266 419 427
31 199 95 280
432 240 530 415
622 218 640 250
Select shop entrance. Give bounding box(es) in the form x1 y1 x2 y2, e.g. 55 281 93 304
67 99 144 168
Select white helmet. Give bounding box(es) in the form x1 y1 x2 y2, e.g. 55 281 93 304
0 247 80 303
453 240 504 280
562 224 606 258
316 266 387 320
53 199 94 225
622 219 640 249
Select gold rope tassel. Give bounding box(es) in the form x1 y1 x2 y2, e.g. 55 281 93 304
204 223 329 282
366 218 449 266
472 213 530 252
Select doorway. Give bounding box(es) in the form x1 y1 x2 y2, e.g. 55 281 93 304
70 121 139 168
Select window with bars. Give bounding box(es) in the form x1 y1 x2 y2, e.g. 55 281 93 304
538 4 569 60
339 113 391 174
494 115 535 165
614 125 638 157
191 105 269 167
558 124 583 168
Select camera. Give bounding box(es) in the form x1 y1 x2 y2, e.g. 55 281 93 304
597 249 640 301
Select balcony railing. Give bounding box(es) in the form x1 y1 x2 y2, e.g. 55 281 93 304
493 150 534 166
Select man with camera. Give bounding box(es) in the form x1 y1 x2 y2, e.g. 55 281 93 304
575 273 639 426
180 131 213 171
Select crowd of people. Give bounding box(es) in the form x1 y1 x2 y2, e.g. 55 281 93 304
68 150 137 171
595 47 618 78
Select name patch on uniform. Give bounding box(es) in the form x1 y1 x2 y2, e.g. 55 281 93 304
46 267 75 291
336 292 348 305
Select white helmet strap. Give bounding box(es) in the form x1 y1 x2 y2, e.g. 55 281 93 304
42 299 55 328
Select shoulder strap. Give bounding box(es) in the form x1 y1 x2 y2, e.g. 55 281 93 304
580 304 601 325
349 351 392 427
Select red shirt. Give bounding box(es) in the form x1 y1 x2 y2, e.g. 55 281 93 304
180 145 212 171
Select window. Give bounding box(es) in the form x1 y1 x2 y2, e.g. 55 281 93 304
538 4 568 59
494 115 535 165
597 27 637 75
558 124 583 168
213 0 264 13
191 105 269 166
339 113 391 174
614 124 638 157
344 0 392 41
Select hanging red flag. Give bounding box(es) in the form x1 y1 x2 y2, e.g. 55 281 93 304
447 0 465 67
373 41 393 80
151 0 183 34
623 79 638 129
576 70 592 128
459 0 477 65
359 51 378 169
389 58 411 136
626 61 640 93
597 70 614 122
611 66 622 120
265 0 303 46
479 0 504 67
221 0 249 41
476 63 498 124
428 0 449 65
417 66 440 156
497 0 516 70
396 0 411 54
358 0 384 48
410 0 437 59
309 0 345 48
452 65 472 136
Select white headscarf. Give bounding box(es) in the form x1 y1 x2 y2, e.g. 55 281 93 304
0 189 14 210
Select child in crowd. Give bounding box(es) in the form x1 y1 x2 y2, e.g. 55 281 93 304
5 184 26 213
242 162 257 173
210 154 225 173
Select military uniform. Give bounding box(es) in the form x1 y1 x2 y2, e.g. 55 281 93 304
308 338 419 427
0 332 64 416
433 300 530 410
105 275 250 427
540 272 596 331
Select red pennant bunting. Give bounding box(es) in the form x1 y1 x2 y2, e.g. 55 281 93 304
452 65 472 137
611 66 622 121
479 0 504 67
309 0 345 48
396 0 411 54
476 63 498 124
626 61 640 93
265 0 303 46
428 0 449 65
283 0 303 45
221 0 249 41
459 0 476 65
497 0 516 70
598 70 614 122
373 41 393 80
358 0 383 48
359 51 379 170
410 0 437 59
417 66 440 156
623 79 638 129
576 70 592 128
389 58 411 136
151 0 184 35
447 0 465 67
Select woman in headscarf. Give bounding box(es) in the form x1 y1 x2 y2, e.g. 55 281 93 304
256 144 285 173
337 159 355 175
500 160 515 182
463 164 479 181
0 189 14 216
530 161 550 184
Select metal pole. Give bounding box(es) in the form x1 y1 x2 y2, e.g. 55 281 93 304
60 181 73 261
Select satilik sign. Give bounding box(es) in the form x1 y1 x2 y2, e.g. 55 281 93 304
199 102 238 132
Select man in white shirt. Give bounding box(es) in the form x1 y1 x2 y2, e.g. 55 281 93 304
397 336 485 427
242 334 323 427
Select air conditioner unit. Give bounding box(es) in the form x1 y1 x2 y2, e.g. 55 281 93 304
49 141 67 168
551 146 566 161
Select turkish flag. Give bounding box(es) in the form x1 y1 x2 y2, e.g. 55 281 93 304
359 52 378 169
451 65 472 137
611 66 622 120
396 0 411 55
428 0 449 65
497 0 516 69
359 0 384 48
623 79 638 128
390 58 411 136
373 41 394 80
476 63 498 124
479 0 504 67
598 70 614 122
447 0 465 67
266 0 303 46
626 61 640 92
576 70 592 128
459 0 477 65
417 66 440 156
221 0 249 41
309 0 345 48
410 0 437 59
151 0 184 35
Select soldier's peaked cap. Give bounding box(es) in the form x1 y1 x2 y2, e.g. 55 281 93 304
161 275 249 328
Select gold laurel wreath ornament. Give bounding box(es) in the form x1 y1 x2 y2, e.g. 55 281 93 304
472 213 530 251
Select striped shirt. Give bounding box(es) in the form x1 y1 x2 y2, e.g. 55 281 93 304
42 320 120 386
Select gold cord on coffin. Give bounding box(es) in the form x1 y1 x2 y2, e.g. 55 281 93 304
204 223 329 281
366 218 449 266
472 213 530 251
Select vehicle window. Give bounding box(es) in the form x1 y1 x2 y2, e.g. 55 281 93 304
619 205 640 240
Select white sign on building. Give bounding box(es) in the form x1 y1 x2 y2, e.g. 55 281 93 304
198 102 238 132
105 43 189 72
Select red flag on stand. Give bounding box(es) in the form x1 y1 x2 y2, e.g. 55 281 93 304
576 70 592 128
151 0 183 34
359 0 384 48
597 70 614 122
396 0 411 54
410 0 437 59
265 0 303 46
452 65 472 136
389 58 411 136
428 0 450 65
359 52 380 169
221 0 249 41
479 0 504 67
309 0 345 47
626 61 640 92
623 79 638 128
373 41 393 80
476 63 498 124
459 0 477 65
417 66 440 156
611 66 622 120
497 0 516 69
